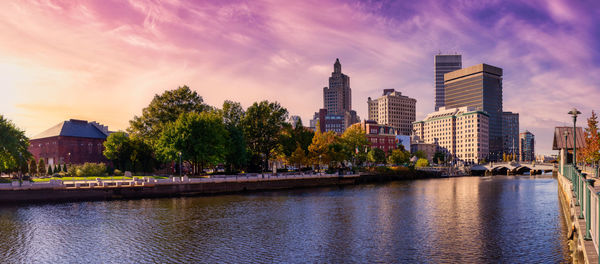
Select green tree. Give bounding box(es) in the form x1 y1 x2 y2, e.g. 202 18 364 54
341 124 369 166
103 132 133 171
368 148 387 164
221 101 247 173
388 149 410 165
278 120 315 168
29 159 37 176
130 138 157 173
416 158 429 167
47 165 53 175
308 130 338 169
433 151 445 164
128 86 208 146
414 150 427 159
0 115 31 173
62 163 67 172
54 164 59 174
157 111 227 174
242 101 288 172
38 158 46 176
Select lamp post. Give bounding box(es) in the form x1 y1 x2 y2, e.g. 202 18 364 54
563 131 568 175
178 151 182 177
569 108 581 168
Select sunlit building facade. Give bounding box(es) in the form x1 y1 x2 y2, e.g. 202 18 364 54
413 106 489 164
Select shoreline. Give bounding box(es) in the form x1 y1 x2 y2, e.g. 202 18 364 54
0 171 445 204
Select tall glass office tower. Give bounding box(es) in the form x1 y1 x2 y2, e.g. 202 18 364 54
434 54 462 111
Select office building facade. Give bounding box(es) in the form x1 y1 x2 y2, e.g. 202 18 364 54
444 63 503 161
435 54 462 111
413 106 489 164
366 89 416 135
520 130 535 162
502 112 519 160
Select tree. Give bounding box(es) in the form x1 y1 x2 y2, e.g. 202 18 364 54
38 158 46 176
103 132 133 171
388 149 410 165
54 164 59 174
341 124 369 166
582 111 600 164
416 158 429 167
278 119 314 168
242 101 288 172
157 111 227 174
62 163 67 172
130 138 157 173
308 130 338 169
433 151 445 164
221 101 247 173
289 145 308 169
0 115 31 173
29 159 37 176
128 86 208 146
47 165 53 175
368 148 386 164
415 150 427 159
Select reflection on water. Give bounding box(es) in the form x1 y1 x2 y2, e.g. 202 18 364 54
0 175 569 263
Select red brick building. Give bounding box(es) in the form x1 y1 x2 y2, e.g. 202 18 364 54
360 120 398 153
29 119 111 165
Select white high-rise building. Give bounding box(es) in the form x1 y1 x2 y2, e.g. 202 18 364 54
413 106 489 164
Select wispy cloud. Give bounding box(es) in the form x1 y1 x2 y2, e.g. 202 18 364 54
0 0 598 154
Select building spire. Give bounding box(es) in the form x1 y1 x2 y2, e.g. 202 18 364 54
334 58 341 73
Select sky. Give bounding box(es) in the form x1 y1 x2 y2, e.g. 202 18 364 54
1 0 599 155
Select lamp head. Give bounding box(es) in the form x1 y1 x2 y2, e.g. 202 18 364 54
568 108 581 118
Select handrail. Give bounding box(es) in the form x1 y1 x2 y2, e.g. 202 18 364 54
561 164 600 262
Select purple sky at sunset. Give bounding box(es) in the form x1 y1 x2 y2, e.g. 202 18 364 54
1 0 599 155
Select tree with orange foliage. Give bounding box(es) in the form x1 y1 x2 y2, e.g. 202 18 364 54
581 111 600 164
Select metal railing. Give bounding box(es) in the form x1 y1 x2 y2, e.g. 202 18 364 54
561 164 600 262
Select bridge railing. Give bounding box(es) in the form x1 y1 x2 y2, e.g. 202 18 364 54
562 164 600 259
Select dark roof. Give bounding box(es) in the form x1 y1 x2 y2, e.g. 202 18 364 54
553 126 586 150
32 119 109 140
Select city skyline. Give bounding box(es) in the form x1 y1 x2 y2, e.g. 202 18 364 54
1 1 599 155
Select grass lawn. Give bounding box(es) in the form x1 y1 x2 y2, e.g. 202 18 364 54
32 176 168 182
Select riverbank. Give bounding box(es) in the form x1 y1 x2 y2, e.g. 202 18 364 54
0 169 443 203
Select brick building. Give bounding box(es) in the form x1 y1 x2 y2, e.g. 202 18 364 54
360 120 398 153
29 119 112 165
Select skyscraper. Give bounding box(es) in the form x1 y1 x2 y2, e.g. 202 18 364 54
310 58 359 133
502 112 519 160
367 89 416 135
434 54 462 111
520 131 535 162
323 58 351 115
444 63 503 161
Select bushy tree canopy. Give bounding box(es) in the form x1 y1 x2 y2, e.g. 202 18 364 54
0 115 31 172
128 86 208 145
157 111 227 174
242 101 288 172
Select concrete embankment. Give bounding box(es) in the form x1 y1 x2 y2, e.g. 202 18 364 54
0 169 444 204
0 174 358 203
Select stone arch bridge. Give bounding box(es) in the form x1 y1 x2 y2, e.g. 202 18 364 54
470 162 556 175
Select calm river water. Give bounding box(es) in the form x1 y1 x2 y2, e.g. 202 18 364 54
0 175 569 263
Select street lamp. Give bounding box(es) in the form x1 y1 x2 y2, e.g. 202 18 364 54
568 108 581 168
178 151 182 177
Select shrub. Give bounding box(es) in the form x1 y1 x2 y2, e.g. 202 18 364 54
416 158 429 168
113 169 123 176
66 163 107 177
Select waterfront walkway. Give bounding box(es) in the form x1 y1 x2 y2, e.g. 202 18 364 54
0 173 358 191
558 164 600 263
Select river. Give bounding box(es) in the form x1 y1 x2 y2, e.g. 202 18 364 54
0 175 569 263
